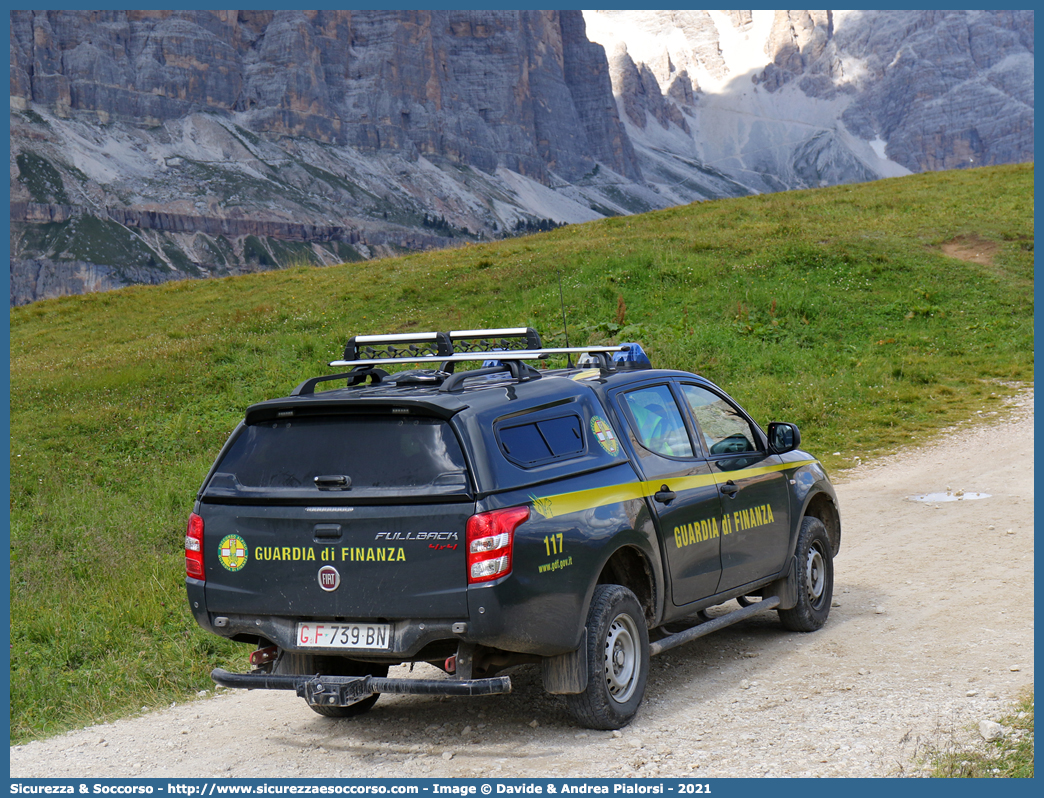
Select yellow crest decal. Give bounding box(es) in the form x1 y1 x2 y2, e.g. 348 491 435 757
219 534 249 572
532 496 555 519
590 415 619 455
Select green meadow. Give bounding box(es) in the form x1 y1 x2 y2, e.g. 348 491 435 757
9 163 1033 742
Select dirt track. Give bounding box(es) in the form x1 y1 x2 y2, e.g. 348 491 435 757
11 390 1034 778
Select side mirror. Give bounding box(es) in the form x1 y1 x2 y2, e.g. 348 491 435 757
767 422 801 454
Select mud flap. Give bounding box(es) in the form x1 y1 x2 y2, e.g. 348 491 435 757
763 554 799 610
541 629 588 694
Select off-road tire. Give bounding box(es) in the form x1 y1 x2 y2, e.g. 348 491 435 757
277 652 389 718
565 584 649 730
778 516 834 632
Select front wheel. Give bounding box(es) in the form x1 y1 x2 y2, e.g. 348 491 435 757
565 584 649 730
778 516 834 632
277 652 389 718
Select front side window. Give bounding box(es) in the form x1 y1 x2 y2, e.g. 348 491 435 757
621 385 693 458
681 385 758 456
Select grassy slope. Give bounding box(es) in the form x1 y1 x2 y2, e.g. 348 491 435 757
9 164 1034 743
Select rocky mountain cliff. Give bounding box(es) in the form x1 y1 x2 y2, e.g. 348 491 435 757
9 9 1034 304
584 9 1033 196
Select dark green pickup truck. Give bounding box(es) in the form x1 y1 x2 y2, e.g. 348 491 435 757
186 328 840 729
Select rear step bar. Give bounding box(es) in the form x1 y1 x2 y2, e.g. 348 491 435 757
649 596 781 657
211 669 511 709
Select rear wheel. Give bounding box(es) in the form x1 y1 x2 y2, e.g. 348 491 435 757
778 517 834 632
277 652 389 718
565 584 649 730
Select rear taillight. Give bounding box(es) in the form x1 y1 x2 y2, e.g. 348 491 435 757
185 512 205 580
466 506 529 584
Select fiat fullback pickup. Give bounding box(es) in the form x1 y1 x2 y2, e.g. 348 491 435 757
187 328 840 729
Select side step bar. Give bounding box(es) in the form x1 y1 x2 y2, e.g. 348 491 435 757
649 596 781 657
211 668 511 709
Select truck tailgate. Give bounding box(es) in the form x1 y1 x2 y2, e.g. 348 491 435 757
200 502 473 618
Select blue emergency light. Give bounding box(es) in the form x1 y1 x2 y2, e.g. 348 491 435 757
612 342 652 370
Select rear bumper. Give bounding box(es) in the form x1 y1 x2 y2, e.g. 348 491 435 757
194 607 469 659
212 668 511 708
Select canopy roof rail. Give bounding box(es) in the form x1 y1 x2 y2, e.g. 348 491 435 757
439 361 542 393
292 366 389 396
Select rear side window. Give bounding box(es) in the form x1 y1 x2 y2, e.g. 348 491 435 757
206 416 469 498
497 414 585 467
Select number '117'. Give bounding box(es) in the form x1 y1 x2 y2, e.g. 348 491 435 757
544 533 564 556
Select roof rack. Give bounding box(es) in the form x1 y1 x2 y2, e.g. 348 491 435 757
332 327 626 368
289 327 631 396
328 346 628 368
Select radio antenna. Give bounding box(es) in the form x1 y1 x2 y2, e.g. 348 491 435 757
557 270 573 368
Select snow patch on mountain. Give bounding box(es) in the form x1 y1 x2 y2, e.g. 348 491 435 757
702 10 776 89
583 9 916 194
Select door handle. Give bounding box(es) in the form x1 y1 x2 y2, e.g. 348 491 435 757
720 480 739 497
654 485 677 504
313 524 343 541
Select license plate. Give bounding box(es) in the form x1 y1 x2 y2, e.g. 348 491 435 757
296 622 392 650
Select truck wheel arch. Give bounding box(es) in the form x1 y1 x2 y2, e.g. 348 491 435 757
594 544 657 627
802 491 841 557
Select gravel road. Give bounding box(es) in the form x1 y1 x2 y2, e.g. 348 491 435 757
11 391 1034 779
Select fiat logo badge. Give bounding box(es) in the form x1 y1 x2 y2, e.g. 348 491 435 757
317 565 340 592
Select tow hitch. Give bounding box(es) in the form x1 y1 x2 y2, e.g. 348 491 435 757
300 674 376 709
